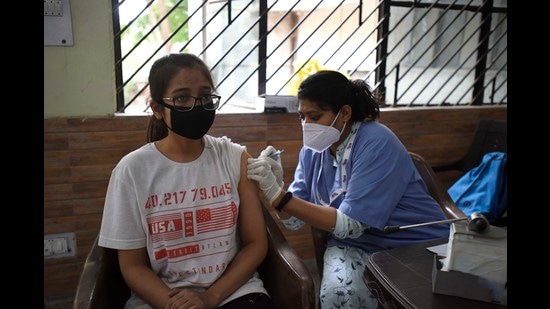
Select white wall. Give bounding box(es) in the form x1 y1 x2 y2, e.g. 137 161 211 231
44 0 115 118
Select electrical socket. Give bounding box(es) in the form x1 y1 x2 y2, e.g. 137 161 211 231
44 232 76 259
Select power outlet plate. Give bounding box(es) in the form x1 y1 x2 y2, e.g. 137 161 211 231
44 232 76 259
44 0 74 46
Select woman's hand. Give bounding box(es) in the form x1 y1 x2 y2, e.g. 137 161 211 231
259 145 284 187
165 288 218 309
247 146 284 204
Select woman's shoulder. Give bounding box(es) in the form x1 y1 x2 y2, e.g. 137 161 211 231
205 135 245 151
204 135 246 163
354 121 406 155
356 121 398 140
108 143 157 178
359 120 391 132
116 143 156 166
124 142 155 156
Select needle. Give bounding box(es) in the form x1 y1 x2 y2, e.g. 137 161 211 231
268 149 285 158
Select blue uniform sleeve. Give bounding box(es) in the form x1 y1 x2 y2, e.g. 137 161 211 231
337 124 414 230
288 147 313 201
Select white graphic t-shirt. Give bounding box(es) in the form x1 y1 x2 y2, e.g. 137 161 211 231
99 135 266 308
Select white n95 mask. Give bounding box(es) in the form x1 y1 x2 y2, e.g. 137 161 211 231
302 110 345 153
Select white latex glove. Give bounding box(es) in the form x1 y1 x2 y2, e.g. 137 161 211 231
259 146 284 188
247 157 283 204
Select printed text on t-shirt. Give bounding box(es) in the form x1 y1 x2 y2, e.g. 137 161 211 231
144 182 232 209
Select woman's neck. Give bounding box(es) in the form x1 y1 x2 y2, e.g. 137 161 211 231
329 123 352 155
155 134 205 163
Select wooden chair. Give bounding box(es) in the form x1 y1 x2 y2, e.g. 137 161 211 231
74 206 316 309
432 119 507 226
409 152 465 220
310 152 466 278
432 119 507 175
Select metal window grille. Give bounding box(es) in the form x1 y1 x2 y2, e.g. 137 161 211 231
112 0 506 114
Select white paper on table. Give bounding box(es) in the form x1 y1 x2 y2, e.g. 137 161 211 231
426 243 448 257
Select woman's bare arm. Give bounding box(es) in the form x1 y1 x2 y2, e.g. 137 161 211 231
118 247 171 309
198 150 269 305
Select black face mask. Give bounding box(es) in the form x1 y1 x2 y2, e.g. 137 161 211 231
166 107 215 139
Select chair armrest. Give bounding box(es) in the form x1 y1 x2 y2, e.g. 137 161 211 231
410 152 466 220
433 119 507 174
73 236 130 309
310 226 327 277
259 207 316 309
73 236 102 309
76 212 316 309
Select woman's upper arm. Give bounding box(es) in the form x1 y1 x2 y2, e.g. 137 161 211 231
237 150 268 246
117 247 172 308
118 247 149 274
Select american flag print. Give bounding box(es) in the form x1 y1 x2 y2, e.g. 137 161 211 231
195 202 237 234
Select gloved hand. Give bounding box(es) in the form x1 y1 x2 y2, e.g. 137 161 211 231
247 146 285 204
259 146 284 188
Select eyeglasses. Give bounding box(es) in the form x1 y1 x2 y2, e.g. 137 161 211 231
160 94 221 112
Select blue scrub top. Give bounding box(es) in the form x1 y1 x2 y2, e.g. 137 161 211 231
288 121 449 253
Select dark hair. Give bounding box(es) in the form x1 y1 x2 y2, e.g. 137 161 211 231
297 70 380 122
146 53 215 142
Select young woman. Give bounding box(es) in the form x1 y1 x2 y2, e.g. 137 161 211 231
248 70 450 308
99 53 273 309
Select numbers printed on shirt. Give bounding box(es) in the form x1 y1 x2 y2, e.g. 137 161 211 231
144 182 232 209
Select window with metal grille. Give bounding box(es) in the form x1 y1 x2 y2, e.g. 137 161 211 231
113 0 506 115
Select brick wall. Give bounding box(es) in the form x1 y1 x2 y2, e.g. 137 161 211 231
44 106 506 301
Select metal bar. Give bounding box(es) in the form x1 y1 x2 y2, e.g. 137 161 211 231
119 2 221 112
451 25 507 105
472 0 493 105
341 1 384 75
327 2 380 69
257 0 326 92
217 0 302 109
390 0 500 12
374 0 391 102
266 0 337 84
425 12 505 105
359 0 363 25
228 0 232 24
324 5 362 66
399 1 481 105
489 62 508 104
398 0 474 95
112 0 124 112
393 63 399 104
498 93 507 104
490 78 495 104
274 0 357 95
258 0 268 96
118 78 148 114
213 0 284 90
467 45 507 104
387 217 465 232
206 0 256 71
113 0 506 112
113 0 155 40
116 0 187 67
366 0 441 89
216 0 305 91
116 1 206 97
391 0 508 13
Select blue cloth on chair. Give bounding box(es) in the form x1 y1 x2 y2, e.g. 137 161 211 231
448 152 507 224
